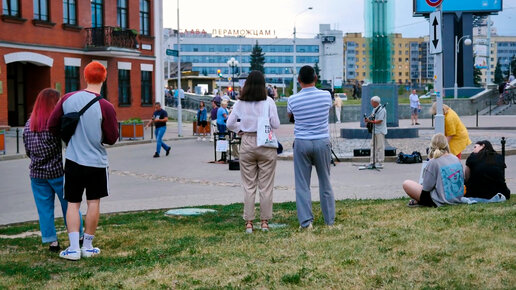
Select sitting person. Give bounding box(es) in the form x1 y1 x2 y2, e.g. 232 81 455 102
402 133 465 207
465 140 510 200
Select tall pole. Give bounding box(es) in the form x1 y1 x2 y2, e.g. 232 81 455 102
176 0 182 137
486 16 492 87
293 25 297 94
434 5 444 134
454 35 458 99
154 0 164 104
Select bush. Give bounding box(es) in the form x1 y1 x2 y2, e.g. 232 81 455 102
122 118 143 124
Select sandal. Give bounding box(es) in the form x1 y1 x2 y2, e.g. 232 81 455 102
261 220 269 232
245 220 253 234
407 199 422 207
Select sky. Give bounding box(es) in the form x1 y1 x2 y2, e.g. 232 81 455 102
163 0 516 39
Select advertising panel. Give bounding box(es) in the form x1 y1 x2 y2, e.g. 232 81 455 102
414 0 502 15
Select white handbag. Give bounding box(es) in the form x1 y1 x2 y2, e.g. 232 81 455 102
256 99 279 148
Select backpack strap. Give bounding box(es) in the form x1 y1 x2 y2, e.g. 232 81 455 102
78 96 102 116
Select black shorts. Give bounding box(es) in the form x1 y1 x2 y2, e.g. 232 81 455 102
64 159 109 203
419 190 437 207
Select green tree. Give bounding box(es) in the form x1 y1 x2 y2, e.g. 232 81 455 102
473 66 482 87
494 59 504 84
314 62 322 87
250 41 265 73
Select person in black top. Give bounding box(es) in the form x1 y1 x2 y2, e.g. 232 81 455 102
465 140 510 200
145 102 171 158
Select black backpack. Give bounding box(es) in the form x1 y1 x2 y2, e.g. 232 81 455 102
60 96 102 145
396 151 423 164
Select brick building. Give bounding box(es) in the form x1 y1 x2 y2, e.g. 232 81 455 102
0 0 157 129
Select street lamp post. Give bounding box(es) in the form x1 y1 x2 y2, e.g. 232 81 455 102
227 57 239 98
176 0 183 136
454 35 472 99
293 7 313 95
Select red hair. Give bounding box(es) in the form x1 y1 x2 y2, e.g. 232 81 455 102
30 88 60 132
84 61 107 84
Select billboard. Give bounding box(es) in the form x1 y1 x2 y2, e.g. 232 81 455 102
414 0 502 15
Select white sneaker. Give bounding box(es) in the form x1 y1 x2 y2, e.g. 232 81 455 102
59 247 81 260
81 247 101 258
299 223 313 230
202 137 206 141
197 137 201 141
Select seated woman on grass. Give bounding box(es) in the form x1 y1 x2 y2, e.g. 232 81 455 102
465 140 511 200
403 133 465 207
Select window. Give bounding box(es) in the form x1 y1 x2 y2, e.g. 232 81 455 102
65 66 80 93
91 0 103 28
140 0 150 35
63 0 76 25
141 71 152 105
118 69 131 105
33 0 49 21
117 0 128 29
2 0 20 17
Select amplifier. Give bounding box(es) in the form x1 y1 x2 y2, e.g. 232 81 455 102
353 147 397 157
228 159 240 171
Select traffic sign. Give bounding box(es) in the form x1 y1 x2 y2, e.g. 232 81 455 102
429 10 442 54
166 49 178 57
426 0 443 7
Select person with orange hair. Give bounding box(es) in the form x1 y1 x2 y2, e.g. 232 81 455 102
23 88 83 252
49 61 119 260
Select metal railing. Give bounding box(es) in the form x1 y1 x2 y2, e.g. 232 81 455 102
85 27 138 49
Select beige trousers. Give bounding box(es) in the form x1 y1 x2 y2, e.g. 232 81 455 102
239 133 277 221
370 133 385 164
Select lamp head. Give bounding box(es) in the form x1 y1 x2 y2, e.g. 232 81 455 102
464 38 472 46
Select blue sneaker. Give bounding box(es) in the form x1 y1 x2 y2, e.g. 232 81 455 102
81 247 101 258
59 247 81 260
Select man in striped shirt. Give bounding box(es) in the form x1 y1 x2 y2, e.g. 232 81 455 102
287 65 335 229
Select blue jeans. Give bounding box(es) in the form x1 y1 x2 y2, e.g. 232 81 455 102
217 123 227 139
155 126 170 154
30 177 83 243
293 138 335 227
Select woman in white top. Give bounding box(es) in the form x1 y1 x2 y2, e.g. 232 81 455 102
227 71 280 233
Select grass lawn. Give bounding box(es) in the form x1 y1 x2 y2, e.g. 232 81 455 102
0 199 515 288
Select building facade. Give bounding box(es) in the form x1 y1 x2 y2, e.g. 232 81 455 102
343 32 433 85
0 0 157 129
474 34 516 85
164 24 343 92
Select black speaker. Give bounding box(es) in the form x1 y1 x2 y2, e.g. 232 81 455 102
353 146 397 157
228 159 240 171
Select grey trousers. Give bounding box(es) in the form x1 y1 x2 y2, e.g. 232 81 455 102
370 133 385 164
293 138 335 227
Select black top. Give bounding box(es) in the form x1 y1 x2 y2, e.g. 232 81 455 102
465 153 510 199
153 109 168 128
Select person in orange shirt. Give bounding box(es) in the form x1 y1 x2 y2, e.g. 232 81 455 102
431 103 471 159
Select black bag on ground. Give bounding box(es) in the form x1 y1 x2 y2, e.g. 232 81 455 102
396 151 422 164
60 96 102 145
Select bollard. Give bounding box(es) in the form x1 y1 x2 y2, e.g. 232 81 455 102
16 128 19 154
151 123 154 139
476 109 478 127
431 114 434 127
501 137 506 180
489 100 492 115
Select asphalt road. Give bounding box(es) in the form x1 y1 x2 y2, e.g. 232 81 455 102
1 138 515 225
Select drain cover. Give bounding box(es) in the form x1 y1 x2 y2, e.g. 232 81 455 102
165 208 217 216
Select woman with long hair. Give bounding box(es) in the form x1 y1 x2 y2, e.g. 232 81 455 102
465 140 510 200
23 88 80 252
227 71 280 233
402 133 465 207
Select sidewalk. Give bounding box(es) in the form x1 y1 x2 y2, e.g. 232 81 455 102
2 115 516 161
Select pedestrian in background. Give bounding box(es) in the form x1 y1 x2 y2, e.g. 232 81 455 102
287 65 335 229
431 103 471 159
409 89 421 125
333 94 342 123
23 88 83 253
217 100 229 162
197 101 208 141
227 71 280 233
146 102 171 158
49 61 118 260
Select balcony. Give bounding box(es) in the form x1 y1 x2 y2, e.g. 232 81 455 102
85 26 140 57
